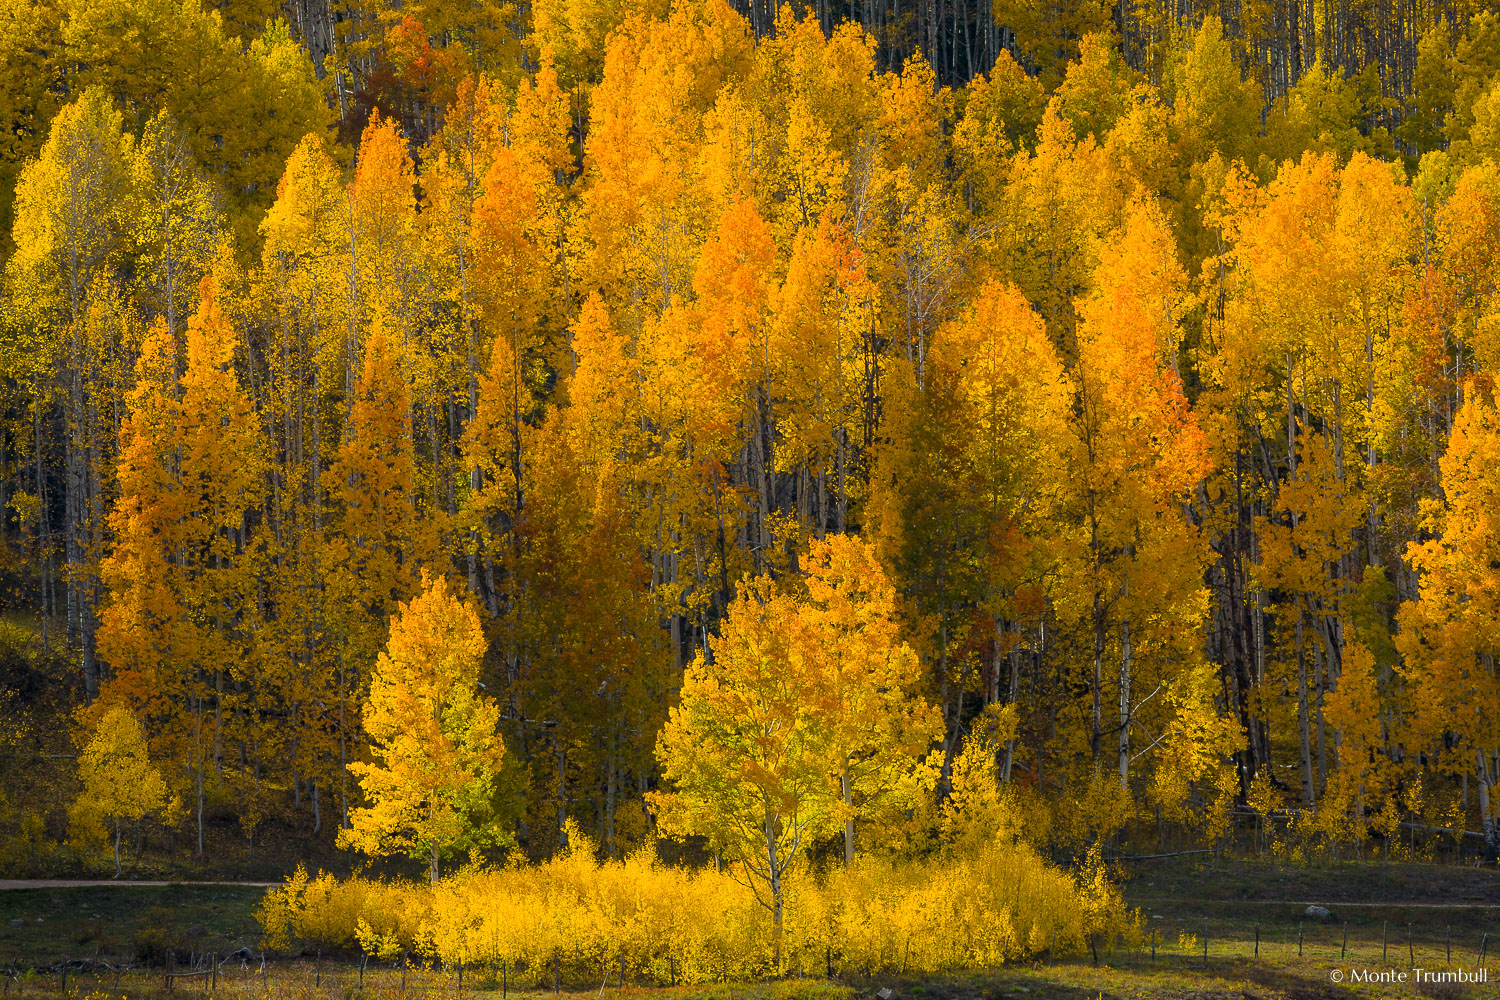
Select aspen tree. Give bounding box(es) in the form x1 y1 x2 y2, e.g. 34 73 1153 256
97 277 264 856
72 704 169 876
1068 199 1215 813
796 534 939 863
256 132 347 827
7 86 136 698
1397 396 1500 859
341 572 510 882
325 316 436 829
652 576 838 965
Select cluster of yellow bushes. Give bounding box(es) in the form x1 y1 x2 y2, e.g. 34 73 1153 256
257 832 1129 982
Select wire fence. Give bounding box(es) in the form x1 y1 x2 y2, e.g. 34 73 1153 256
1 913 1497 998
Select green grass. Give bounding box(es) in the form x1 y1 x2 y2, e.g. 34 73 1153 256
3 857 1500 998
1123 854 1500 906
1120 857 1500 960
5 948 1497 1000
0 885 266 965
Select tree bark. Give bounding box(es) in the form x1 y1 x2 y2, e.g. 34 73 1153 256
1118 620 1132 789
841 766 854 865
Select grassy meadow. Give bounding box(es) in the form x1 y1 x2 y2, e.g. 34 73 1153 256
4 858 1499 999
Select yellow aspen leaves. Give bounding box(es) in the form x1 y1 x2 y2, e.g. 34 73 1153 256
340 572 511 881
70 704 169 876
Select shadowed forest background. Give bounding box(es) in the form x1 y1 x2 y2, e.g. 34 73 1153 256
5 0 1500 943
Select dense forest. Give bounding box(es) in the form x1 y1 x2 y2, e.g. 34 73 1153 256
5 0 1500 888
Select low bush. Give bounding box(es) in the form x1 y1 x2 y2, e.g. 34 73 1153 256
257 830 1132 981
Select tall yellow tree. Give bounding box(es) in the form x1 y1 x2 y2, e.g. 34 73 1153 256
6 86 136 698
71 704 169 876
97 277 265 856
340 572 510 883
324 316 437 830
1068 199 1216 816
796 534 939 863
1397 394 1500 859
652 575 838 964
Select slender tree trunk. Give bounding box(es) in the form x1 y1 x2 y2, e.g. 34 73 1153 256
34 404 51 657
196 700 205 857
1296 613 1315 806
1001 647 1020 783
555 746 568 852
1091 584 1104 767
1118 620 1132 789
765 809 784 968
1479 750 1499 862
841 766 854 865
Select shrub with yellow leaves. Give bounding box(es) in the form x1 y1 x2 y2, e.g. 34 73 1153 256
259 823 1129 980
256 864 426 955
792 838 1096 973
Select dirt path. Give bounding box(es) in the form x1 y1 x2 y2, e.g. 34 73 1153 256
0 879 276 889
1130 896 1500 909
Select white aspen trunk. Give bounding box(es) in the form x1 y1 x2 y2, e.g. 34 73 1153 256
1118 620 1132 789
1092 586 1104 768
1001 648 1020 783
1479 750 1499 861
842 766 854 865
196 701 205 857
765 809 784 968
